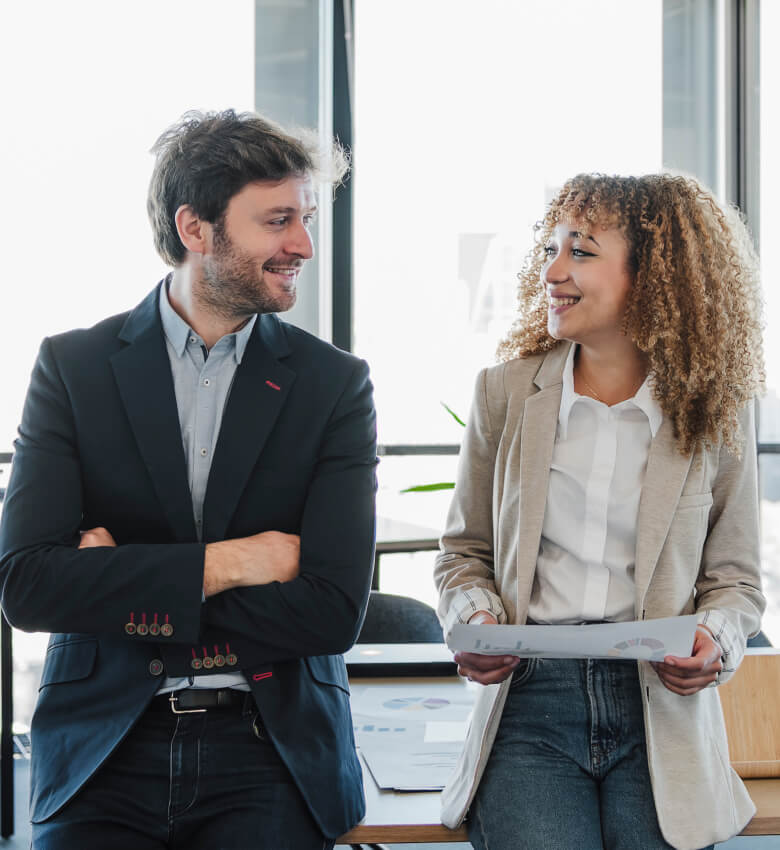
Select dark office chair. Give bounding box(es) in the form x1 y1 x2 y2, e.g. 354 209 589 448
349 592 444 850
747 629 773 647
357 591 444 644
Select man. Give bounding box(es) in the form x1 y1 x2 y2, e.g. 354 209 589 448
0 110 377 849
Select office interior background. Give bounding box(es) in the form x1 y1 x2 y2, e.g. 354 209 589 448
0 0 777 746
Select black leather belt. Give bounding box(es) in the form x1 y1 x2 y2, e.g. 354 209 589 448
149 688 251 714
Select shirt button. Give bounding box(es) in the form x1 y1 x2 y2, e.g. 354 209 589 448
149 659 164 677
203 379 210 387
200 448 208 457
189 336 197 344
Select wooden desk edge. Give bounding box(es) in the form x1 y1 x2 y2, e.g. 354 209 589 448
337 779 780 843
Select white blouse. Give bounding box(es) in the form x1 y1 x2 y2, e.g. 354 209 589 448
528 344 662 624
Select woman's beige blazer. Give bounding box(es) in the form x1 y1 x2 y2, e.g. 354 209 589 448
434 343 765 850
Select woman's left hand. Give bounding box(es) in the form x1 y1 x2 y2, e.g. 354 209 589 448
650 627 723 695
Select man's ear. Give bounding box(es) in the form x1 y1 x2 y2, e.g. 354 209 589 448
174 205 212 255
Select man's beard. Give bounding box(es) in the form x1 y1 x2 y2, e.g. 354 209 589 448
198 222 299 319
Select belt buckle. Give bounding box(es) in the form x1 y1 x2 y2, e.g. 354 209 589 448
169 692 207 714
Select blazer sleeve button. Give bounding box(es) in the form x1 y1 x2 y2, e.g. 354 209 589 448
136 623 149 636
125 623 137 635
160 624 174 637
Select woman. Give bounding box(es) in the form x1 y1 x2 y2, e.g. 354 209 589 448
434 174 765 850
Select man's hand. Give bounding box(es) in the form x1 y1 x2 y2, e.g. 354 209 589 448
203 531 300 598
453 612 521 686
79 527 117 548
651 627 723 695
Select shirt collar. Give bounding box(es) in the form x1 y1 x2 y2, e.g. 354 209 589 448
159 279 257 364
558 344 664 440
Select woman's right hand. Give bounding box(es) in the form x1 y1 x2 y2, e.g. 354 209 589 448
454 612 521 685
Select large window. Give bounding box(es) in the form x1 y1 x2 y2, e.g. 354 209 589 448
0 0 777 732
353 1 664 607
352 0 779 645
0 0 257 729
759 0 780 644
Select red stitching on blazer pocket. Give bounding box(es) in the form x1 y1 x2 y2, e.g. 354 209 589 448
253 672 273 681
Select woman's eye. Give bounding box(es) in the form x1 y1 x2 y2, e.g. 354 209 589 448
572 248 594 258
543 245 557 257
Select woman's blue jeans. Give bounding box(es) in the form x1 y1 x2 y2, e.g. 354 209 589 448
468 657 713 850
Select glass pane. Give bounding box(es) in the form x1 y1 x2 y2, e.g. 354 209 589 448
759 0 779 647
0 0 256 453
353 0 664 448
662 0 723 195
760 1 780 444
254 0 329 338
0 0 256 731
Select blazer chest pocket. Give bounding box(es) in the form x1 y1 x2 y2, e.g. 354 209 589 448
39 638 98 689
676 492 713 510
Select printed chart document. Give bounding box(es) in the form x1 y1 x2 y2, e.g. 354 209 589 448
447 615 698 661
352 681 473 790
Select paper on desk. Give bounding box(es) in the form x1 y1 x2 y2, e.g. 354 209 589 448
447 615 698 662
360 737 462 791
424 720 469 743
351 681 474 722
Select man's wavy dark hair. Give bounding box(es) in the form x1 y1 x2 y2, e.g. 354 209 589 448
147 109 348 266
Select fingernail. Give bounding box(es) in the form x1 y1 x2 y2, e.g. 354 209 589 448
504 657 514 665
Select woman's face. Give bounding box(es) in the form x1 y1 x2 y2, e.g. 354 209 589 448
543 221 633 348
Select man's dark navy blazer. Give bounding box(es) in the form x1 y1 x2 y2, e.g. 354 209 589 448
0 283 377 839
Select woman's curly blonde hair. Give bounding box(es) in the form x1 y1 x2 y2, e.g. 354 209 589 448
497 173 765 456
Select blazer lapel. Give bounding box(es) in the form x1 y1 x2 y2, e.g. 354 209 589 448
203 314 296 542
515 344 569 612
634 418 693 606
110 287 196 543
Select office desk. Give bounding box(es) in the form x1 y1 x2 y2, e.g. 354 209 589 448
338 674 780 845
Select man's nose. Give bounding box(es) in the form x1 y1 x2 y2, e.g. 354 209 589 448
286 221 314 260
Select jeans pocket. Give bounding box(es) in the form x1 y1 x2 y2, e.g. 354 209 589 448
509 657 537 689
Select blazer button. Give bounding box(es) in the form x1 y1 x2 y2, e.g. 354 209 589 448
202 656 215 670
125 623 136 635
226 653 237 666
160 624 174 637
136 623 149 636
191 658 203 671
148 659 164 676
149 623 161 636
214 654 225 667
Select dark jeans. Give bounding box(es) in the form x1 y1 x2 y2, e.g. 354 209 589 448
32 694 332 850
469 658 714 850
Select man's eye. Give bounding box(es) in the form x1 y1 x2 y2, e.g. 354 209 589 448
303 215 316 227
269 218 287 226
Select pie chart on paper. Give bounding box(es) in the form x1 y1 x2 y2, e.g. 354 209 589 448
382 697 450 711
608 637 666 661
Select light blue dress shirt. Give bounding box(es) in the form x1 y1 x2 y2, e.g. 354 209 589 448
157 280 257 693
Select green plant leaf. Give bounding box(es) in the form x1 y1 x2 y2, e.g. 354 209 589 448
400 482 455 493
440 402 466 427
